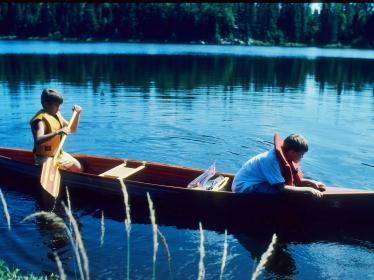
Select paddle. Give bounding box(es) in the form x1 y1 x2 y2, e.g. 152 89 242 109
40 110 78 198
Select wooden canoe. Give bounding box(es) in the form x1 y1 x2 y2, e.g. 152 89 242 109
0 147 373 225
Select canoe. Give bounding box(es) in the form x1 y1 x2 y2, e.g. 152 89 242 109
0 147 373 225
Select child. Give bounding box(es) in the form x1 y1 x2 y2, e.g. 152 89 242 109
30 88 83 172
232 133 325 198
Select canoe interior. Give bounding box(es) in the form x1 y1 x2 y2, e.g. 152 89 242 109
0 148 235 190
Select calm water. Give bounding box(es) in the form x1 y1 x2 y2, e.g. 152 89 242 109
0 41 373 279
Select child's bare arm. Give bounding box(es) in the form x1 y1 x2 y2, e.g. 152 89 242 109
33 121 70 145
299 178 326 190
280 184 323 198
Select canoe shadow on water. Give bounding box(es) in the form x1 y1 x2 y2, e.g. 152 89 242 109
2 173 374 244
1 174 374 279
62 187 374 278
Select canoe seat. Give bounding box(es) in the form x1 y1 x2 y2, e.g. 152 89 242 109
99 161 145 180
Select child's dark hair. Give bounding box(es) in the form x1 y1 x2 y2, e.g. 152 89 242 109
283 134 308 153
41 88 63 105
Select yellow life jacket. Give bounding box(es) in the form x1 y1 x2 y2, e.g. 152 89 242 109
30 110 66 156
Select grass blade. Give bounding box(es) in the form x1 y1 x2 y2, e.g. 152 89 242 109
119 179 132 280
198 222 205 280
0 188 11 230
251 233 277 280
62 202 90 280
22 211 85 280
147 193 158 280
54 252 66 280
100 210 105 247
158 228 173 279
219 230 228 280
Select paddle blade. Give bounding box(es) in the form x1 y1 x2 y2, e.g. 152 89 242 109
40 158 61 198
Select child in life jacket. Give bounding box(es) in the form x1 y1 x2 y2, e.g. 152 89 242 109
30 88 83 172
232 133 325 198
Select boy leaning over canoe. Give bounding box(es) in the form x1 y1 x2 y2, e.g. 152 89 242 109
232 133 325 198
30 88 83 172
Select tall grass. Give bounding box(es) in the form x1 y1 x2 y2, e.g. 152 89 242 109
198 222 205 280
119 179 131 280
219 230 228 280
100 210 105 247
0 188 11 230
157 228 173 280
53 252 66 280
64 186 83 279
147 193 158 280
62 202 90 280
0 260 57 279
22 211 85 280
65 187 72 228
251 233 277 280
6 182 284 280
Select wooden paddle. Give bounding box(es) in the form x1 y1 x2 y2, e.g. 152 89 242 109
40 110 78 198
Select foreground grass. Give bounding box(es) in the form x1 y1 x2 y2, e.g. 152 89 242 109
0 261 57 280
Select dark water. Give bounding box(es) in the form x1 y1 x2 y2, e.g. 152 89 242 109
0 41 373 279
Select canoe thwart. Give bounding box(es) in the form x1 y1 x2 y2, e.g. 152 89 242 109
99 161 145 180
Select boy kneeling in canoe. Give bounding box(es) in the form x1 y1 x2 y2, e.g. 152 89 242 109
232 133 325 198
30 88 83 172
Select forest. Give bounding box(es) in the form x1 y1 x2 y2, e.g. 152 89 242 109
0 3 373 47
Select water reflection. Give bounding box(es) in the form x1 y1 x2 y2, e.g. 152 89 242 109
235 233 296 279
1 174 374 279
0 55 373 95
66 187 374 279
0 46 373 279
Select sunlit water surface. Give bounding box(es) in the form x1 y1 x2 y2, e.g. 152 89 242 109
0 41 373 279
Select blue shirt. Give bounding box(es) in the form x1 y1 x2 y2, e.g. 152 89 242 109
232 149 285 192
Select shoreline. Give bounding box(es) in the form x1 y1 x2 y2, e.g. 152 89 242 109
0 36 371 50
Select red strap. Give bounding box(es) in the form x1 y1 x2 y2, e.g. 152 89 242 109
274 133 304 186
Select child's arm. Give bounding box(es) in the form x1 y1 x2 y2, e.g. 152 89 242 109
280 184 323 198
62 105 82 133
33 121 70 145
299 178 326 190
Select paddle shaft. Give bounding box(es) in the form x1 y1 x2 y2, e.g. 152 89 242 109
53 110 78 166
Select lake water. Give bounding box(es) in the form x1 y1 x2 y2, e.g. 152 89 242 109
0 41 373 279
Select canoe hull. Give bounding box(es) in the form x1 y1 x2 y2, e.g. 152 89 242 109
0 147 373 225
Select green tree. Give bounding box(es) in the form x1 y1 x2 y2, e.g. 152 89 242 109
364 13 374 46
351 3 368 45
0 3 10 35
304 5 319 44
335 4 346 44
318 3 338 44
279 3 304 42
256 3 280 42
80 3 99 38
235 3 256 42
36 3 57 37
0 3 372 47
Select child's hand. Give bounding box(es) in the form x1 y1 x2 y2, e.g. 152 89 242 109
310 180 326 191
55 127 70 136
72 104 82 113
305 179 326 191
308 187 323 198
315 181 326 191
